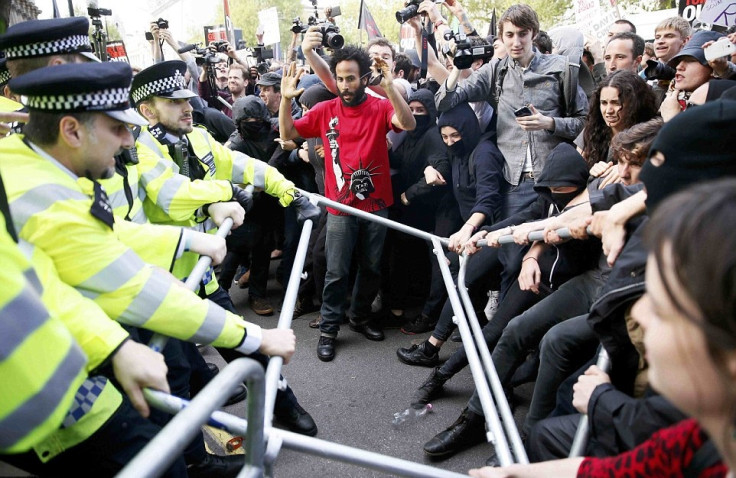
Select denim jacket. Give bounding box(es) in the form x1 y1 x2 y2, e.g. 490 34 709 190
436 51 588 186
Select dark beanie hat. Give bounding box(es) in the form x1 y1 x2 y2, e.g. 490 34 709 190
639 100 736 212
299 83 336 109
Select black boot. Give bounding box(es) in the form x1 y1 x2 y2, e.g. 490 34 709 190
412 367 451 407
187 453 246 478
423 407 487 459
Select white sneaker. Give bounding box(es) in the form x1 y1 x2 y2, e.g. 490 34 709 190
484 290 499 321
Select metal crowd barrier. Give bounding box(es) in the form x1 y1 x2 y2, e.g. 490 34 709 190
118 357 266 478
129 190 598 475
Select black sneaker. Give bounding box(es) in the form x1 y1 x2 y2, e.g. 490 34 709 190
396 341 440 367
401 314 437 335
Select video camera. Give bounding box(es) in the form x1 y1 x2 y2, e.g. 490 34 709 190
443 31 494 70
88 7 112 18
177 43 222 67
643 59 676 82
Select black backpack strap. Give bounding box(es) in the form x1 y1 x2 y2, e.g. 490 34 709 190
0 171 18 243
683 439 722 478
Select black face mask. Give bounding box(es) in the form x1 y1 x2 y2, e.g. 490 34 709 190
239 120 269 140
551 190 580 210
448 139 466 156
411 114 432 136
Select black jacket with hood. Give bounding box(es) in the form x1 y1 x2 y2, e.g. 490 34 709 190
437 102 503 223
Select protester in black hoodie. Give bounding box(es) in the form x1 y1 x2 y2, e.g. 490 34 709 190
396 102 504 350
220 96 284 316
383 89 453 329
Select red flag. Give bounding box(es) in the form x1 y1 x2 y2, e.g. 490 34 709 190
223 0 236 46
358 0 383 40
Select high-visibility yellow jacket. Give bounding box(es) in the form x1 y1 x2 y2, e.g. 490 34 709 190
0 96 23 113
136 125 298 228
0 215 124 460
95 161 148 224
0 133 263 353
135 125 299 293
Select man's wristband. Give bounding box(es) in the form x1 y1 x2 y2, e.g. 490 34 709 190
465 222 477 233
522 256 537 263
434 18 448 29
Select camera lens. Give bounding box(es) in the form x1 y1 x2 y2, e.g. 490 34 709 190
395 4 418 24
324 31 344 49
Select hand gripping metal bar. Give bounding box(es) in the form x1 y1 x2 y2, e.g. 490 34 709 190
569 347 610 457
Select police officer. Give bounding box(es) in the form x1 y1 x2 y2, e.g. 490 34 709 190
1 61 296 477
131 60 321 437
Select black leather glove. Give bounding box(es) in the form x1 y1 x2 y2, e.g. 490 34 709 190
231 185 254 213
290 190 320 224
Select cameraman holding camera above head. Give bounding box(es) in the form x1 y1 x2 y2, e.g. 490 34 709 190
197 40 250 113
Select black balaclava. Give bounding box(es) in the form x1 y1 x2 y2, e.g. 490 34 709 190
407 88 438 139
437 102 481 159
640 100 736 212
534 143 589 210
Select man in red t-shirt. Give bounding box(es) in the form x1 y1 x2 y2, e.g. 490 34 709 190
280 46 415 362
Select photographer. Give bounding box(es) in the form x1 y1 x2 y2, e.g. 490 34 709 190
198 40 250 113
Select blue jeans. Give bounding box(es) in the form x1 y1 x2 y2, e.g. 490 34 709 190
320 209 388 336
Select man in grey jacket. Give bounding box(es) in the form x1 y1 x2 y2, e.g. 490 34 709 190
436 4 588 220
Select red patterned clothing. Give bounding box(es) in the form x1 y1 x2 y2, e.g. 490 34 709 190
578 419 727 477
293 95 399 215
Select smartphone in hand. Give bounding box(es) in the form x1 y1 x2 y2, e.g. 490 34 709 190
514 105 533 117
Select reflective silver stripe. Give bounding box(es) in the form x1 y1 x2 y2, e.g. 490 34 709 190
139 158 169 187
23 268 43 297
0 285 50 360
108 188 131 211
11 184 87 232
154 174 188 214
77 249 144 295
60 376 108 428
0 342 86 450
117 269 170 327
187 300 227 344
130 206 148 224
137 132 165 159
138 183 147 202
252 158 267 188
231 151 247 184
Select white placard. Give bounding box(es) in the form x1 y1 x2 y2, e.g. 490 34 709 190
258 7 281 46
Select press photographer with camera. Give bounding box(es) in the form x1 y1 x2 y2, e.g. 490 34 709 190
198 40 250 114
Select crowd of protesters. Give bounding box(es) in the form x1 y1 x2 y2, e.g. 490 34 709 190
2 1 736 476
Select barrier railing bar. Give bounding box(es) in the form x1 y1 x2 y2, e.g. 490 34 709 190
142 390 469 478
297 189 450 248
568 348 610 457
118 357 265 478
457 252 529 464
431 237 514 466
264 218 314 427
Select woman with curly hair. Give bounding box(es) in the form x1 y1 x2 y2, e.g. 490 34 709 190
576 70 658 185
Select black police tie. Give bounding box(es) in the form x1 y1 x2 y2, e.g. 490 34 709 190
90 181 115 230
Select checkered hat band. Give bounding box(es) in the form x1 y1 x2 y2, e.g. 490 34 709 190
131 74 187 103
5 35 92 59
25 87 130 112
0 70 10 85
